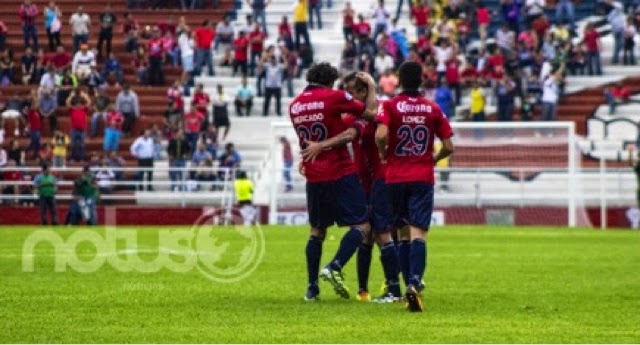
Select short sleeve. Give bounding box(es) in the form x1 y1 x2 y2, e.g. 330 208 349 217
375 101 390 126
334 90 366 116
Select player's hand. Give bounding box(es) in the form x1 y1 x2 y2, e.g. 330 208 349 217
298 162 305 176
356 72 375 86
301 140 325 162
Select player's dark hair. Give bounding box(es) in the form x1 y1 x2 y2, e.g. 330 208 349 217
306 62 339 87
343 72 368 93
398 61 423 91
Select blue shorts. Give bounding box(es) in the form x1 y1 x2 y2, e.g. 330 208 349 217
306 173 368 230
387 182 434 229
369 178 393 233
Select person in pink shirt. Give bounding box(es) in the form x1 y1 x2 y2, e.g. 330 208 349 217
161 30 179 66
104 105 124 153
378 70 398 97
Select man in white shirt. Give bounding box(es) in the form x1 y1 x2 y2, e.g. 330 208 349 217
178 29 195 75
372 0 390 41
130 129 156 191
495 23 515 54
215 16 234 65
39 67 60 94
262 55 284 116
525 0 545 23
69 6 91 53
374 50 394 79
72 44 96 81
541 64 563 122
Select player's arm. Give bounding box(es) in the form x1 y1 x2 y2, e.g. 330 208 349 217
301 128 358 162
375 123 388 162
358 72 378 121
434 138 454 165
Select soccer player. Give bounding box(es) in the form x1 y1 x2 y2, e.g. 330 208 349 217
289 63 378 301
301 72 402 302
375 61 454 312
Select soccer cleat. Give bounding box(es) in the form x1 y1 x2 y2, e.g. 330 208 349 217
405 284 424 312
304 285 320 302
356 289 371 301
319 267 350 299
373 292 403 303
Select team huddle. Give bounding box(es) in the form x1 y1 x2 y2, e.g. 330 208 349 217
288 61 454 312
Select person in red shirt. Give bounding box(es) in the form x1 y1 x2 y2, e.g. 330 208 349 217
233 30 249 77
183 107 204 153
445 57 461 105
532 14 550 48
583 23 602 76
288 63 378 301
278 16 293 51
460 62 479 87
342 2 355 43
353 14 371 40
167 80 184 113
19 0 40 50
66 90 91 161
50 45 71 71
147 28 165 86
26 103 42 158
301 72 403 302
249 23 266 77
411 0 430 38
193 20 216 76
476 1 490 42
104 104 124 153
605 81 631 114
191 83 210 120
375 61 454 312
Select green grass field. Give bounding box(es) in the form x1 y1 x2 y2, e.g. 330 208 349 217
0 225 639 343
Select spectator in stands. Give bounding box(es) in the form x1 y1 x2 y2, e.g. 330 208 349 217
470 79 486 122
167 129 190 191
7 140 25 167
394 0 412 21
104 104 124 153
133 47 148 84
25 102 42 159
90 89 110 137
116 84 140 137
178 29 195 82
161 30 179 67
605 81 631 114
280 136 293 192
71 44 96 82
445 56 462 105
107 150 125 181
555 0 575 27
96 160 115 195
21 47 37 85
233 30 250 77
219 142 241 172
97 3 116 59
211 85 230 142
496 75 516 122
216 16 235 67
411 0 429 38
248 0 270 34
50 46 71 71
38 143 53 165
342 2 355 43
0 21 7 51
293 0 311 50
282 45 299 98
19 0 40 50
541 64 564 122
263 55 285 117
167 80 185 114
49 130 68 167
130 129 155 191
194 20 216 77
372 0 390 41
192 142 212 168
249 23 266 77
374 50 394 79
201 124 218 158
122 12 140 53
235 76 255 117
75 165 98 224
44 2 62 52
184 106 205 153
308 0 323 30
192 83 210 120
165 101 181 129
86 66 105 94
379 69 398 97
1 95 25 137
0 50 15 85
38 87 57 132
278 16 294 51
525 0 545 25
67 89 91 162
70 6 90 53
434 79 454 119
101 52 124 86
34 164 58 225
608 1 625 65
622 17 636 66
496 23 516 55
147 28 165 86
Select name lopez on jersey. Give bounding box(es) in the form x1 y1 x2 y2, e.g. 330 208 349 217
291 101 325 123
396 101 432 124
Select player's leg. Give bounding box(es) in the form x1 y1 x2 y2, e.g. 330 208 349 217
388 182 411 287
356 231 373 301
304 181 333 301
404 182 435 312
397 225 411 287
369 179 402 302
320 174 370 299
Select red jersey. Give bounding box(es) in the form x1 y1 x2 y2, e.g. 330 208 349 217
106 111 124 130
343 11 354 27
157 22 176 36
148 38 163 58
233 36 249 62
445 59 460 84
249 30 266 52
69 106 89 130
376 92 453 184
354 119 386 184
192 92 210 111
27 109 41 131
184 111 204 133
51 53 71 69
194 27 215 49
353 22 371 37
289 85 366 182
487 54 505 70
343 115 371 192
278 22 291 37
167 86 184 110
477 8 490 25
411 6 429 26
584 30 600 52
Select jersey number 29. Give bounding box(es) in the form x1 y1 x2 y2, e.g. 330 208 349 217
394 125 429 156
